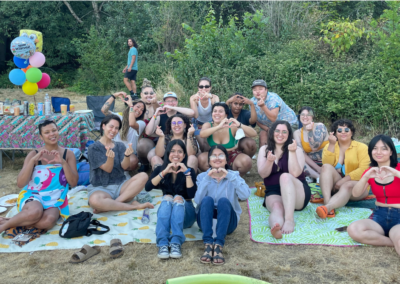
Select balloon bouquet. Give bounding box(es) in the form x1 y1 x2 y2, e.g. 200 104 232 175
8 30 51 98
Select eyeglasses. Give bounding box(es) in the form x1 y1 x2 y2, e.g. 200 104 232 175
171 121 183 126
198 85 210 89
143 92 154 95
38 118 55 125
274 129 288 135
210 154 226 160
300 114 313 117
337 128 350 133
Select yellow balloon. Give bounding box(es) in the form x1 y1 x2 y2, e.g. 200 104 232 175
22 81 38 96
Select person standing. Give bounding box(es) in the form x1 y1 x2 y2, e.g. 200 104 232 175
123 38 139 100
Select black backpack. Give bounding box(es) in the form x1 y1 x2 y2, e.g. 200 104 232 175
59 211 110 238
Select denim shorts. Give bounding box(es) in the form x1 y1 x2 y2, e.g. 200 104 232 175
372 206 400 236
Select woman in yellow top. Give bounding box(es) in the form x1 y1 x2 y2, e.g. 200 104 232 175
316 119 370 218
293 107 328 180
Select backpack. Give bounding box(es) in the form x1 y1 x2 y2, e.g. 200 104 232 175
77 161 90 186
59 211 109 238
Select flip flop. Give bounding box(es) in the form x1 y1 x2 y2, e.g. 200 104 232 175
109 239 124 259
69 245 101 263
316 205 328 219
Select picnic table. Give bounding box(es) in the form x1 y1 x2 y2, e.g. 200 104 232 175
0 112 94 169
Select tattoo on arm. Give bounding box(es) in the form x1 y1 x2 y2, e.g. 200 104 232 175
308 149 323 161
101 102 112 115
189 136 198 153
308 124 327 149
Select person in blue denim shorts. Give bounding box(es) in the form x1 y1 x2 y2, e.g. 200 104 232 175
145 139 197 259
195 145 250 265
348 135 400 256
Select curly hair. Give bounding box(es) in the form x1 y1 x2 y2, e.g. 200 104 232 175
127 38 138 49
164 113 191 137
120 101 146 141
265 120 294 158
331 119 355 140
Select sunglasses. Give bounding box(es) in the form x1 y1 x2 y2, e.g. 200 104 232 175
198 85 210 89
171 121 183 126
38 118 55 125
337 128 350 133
143 92 154 95
210 154 226 160
274 129 288 135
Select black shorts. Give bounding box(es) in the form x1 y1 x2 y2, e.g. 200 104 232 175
124 70 137 81
263 180 311 211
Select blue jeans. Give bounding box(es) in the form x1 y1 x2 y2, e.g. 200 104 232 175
156 195 196 247
197 196 238 247
372 206 400 236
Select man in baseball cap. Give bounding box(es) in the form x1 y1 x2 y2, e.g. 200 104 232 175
250 79 298 147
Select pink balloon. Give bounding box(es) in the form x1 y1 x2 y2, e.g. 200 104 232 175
29 52 45 67
37 73 51 89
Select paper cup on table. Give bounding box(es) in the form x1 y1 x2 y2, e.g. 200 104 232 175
61 104 67 115
14 106 20 116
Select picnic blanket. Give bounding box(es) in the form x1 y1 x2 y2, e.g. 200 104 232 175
0 189 203 253
247 187 372 246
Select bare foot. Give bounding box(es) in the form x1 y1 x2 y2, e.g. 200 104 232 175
281 220 295 234
270 223 282 239
131 201 154 210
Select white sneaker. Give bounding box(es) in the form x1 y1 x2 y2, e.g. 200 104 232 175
169 243 182 258
158 245 169 259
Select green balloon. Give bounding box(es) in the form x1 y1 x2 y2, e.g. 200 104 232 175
26 67 42 83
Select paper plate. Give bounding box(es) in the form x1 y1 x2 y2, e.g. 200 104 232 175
0 206 7 213
74 110 93 114
0 194 19 207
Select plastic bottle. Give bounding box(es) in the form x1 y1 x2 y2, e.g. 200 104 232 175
44 93 51 115
142 208 150 224
4 99 11 115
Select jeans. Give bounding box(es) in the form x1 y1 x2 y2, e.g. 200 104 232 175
197 196 238 247
372 206 400 236
156 195 196 247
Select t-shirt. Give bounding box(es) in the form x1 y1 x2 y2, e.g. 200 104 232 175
250 92 297 128
228 109 256 128
112 112 145 154
127 47 138 71
88 141 126 187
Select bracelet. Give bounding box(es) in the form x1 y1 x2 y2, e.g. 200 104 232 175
125 154 131 157
111 94 116 100
153 115 157 121
158 172 164 179
184 168 191 175
239 122 242 128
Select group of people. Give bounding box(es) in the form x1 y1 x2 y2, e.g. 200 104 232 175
1 77 400 264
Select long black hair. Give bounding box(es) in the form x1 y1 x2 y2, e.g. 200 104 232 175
368 135 398 168
100 114 122 136
127 38 138 49
208 145 230 170
160 140 188 187
265 120 293 157
165 113 191 137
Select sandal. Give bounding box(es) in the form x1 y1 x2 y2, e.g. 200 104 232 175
316 205 329 219
109 239 124 259
200 243 213 264
69 245 100 263
327 209 335 218
212 244 225 266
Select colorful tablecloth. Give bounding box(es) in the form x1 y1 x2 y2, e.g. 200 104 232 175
0 113 94 151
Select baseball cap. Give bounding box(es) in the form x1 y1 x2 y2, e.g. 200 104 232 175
251 79 267 88
163 92 178 100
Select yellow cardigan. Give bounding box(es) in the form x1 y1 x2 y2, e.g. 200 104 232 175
322 140 370 181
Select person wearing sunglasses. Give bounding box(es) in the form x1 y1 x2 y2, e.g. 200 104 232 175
101 91 146 173
87 115 154 213
348 135 400 256
226 93 257 158
195 145 250 265
316 119 370 219
198 103 257 176
152 113 199 172
189 77 220 152
250 80 298 148
293 106 329 181
0 119 78 234
257 121 311 239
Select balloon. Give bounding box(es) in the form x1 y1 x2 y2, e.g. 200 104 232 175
22 65 32 73
10 36 36 59
22 81 38 96
29 52 45 68
9 69 26 86
13 56 29 68
26 67 42 83
37 73 51 89
20 30 43 52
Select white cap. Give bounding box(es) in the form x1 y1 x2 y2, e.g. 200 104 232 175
163 92 178 100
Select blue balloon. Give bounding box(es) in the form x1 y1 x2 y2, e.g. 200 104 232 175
13 56 29 68
10 36 35 59
9 69 26 86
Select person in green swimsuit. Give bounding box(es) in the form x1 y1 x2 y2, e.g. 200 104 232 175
198 103 257 175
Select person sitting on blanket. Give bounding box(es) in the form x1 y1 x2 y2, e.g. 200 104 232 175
101 91 146 171
87 115 154 213
348 135 400 256
195 145 250 265
293 106 329 180
316 119 370 219
0 119 78 233
152 113 199 172
145 140 197 259
198 102 257 176
257 120 311 239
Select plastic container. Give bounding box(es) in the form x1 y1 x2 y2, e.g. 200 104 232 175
44 93 51 115
142 208 150 224
38 103 44 115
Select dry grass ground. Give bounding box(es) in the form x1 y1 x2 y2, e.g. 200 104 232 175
0 89 399 284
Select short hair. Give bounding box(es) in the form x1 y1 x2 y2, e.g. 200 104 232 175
331 119 355 140
38 119 57 135
208 145 230 170
100 114 122 136
368 134 398 168
198 77 211 87
211 102 229 116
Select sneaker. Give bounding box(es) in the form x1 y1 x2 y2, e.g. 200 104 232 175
138 164 150 173
130 94 140 101
157 245 170 259
170 243 182 258
305 176 315 184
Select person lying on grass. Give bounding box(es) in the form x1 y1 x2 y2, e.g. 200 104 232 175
87 115 153 214
195 145 250 265
0 119 78 233
316 119 370 219
348 135 400 256
257 120 311 239
145 140 197 259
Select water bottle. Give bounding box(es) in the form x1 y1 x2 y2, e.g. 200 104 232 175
44 93 51 115
141 208 150 224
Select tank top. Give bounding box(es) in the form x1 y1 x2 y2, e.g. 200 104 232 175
197 98 212 123
206 122 237 149
36 149 68 165
300 128 328 153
